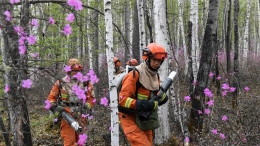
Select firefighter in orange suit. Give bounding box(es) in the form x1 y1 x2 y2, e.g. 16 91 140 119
119 43 169 146
113 57 124 76
48 58 95 146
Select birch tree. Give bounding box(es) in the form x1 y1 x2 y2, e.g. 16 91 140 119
153 0 171 144
137 0 146 60
190 0 199 86
104 0 119 145
242 0 252 69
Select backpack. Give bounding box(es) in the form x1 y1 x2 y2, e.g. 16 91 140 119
116 65 142 114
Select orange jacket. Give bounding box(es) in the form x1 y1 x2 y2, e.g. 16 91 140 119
119 71 152 110
47 80 95 111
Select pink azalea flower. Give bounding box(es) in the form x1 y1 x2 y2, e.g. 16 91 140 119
244 86 249 92
53 118 58 122
19 45 26 55
49 17 55 24
204 88 213 98
77 133 87 146
32 53 39 58
4 10 12 21
211 129 218 134
82 75 89 82
27 36 36 45
14 26 24 35
209 72 214 78
222 83 229 90
44 100 51 110
4 84 10 93
229 87 236 92
63 24 72 35
207 100 214 107
64 65 71 72
10 0 19 4
66 13 75 23
192 80 197 85
21 79 32 88
100 97 109 106
185 137 189 142
90 75 99 84
204 109 210 115
222 90 227 97
19 37 25 45
222 115 228 121
30 19 39 27
109 126 112 131
198 110 202 115
220 133 226 139
73 72 83 81
67 0 83 11
92 99 96 104
184 96 191 102
87 70 95 76
216 75 221 80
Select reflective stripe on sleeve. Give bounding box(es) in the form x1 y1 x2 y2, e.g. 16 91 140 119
124 97 134 108
137 93 148 100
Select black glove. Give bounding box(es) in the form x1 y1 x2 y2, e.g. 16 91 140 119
50 102 64 113
136 100 157 111
158 93 168 106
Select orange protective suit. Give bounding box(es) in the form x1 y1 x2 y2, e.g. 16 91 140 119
119 71 154 146
48 79 95 146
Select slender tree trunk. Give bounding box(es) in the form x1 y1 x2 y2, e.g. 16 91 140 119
232 0 240 108
132 0 140 63
137 0 146 61
104 0 119 145
242 0 252 69
226 0 232 74
153 0 171 144
189 0 220 133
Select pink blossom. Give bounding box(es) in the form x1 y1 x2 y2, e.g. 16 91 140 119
229 87 236 92
216 75 221 80
21 79 32 88
44 100 51 110
92 99 96 104
100 97 109 106
244 86 249 92
73 72 83 81
19 37 25 45
53 118 58 122
4 10 12 21
49 17 55 24
87 70 95 76
222 90 227 97
27 36 36 45
109 127 112 131
67 0 83 11
184 96 191 102
10 0 19 4
204 88 213 98
90 75 99 84
211 129 218 134
4 84 10 93
66 13 75 23
185 137 189 142
209 72 214 78
222 115 228 121
204 109 210 115
64 65 71 72
207 100 214 107
82 75 89 82
14 26 24 35
192 80 197 85
32 53 39 58
220 133 226 139
198 110 202 115
222 83 229 90
77 133 87 146
19 46 26 55
63 24 72 35
30 19 39 27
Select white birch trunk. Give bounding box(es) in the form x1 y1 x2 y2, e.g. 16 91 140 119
190 0 198 86
88 0 93 69
242 0 252 69
137 0 146 60
153 0 171 144
104 0 119 145
178 0 188 75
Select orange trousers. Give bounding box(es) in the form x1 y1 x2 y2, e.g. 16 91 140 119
60 119 78 146
119 112 153 146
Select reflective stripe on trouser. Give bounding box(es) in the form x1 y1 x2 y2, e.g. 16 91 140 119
119 112 153 146
60 119 78 146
